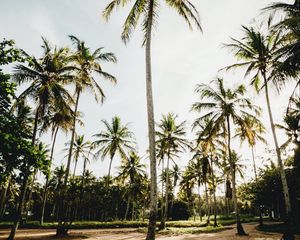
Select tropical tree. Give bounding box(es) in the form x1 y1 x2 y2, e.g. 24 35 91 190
116 151 147 220
93 116 135 186
156 113 189 229
102 0 201 237
224 26 294 239
191 78 260 235
64 35 117 187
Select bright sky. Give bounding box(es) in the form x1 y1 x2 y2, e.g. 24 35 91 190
0 0 296 190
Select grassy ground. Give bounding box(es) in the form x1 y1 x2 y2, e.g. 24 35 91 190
0 214 264 231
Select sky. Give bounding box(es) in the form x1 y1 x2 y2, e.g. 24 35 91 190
0 0 295 191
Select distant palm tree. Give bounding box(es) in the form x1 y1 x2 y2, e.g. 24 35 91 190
102 0 201 237
191 78 260 235
235 116 266 180
93 116 135 186
64 35 117 186
224 27 293 238
156 113 189 229
116 151 146 220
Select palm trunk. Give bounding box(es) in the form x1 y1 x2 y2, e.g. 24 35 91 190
145 1 157 239
262 73 293 239
160 159 164 223
40 126 59 225
64 91 80 184
209 156 217 227
56 92 80 237
0 175 11 219
160 156 170 229
226 115 246 235
73 156 78 177
124 195 130 220
80 157 88 220
107 156 113 186
204 181 210 225
7 174 29 240
198 184 202 222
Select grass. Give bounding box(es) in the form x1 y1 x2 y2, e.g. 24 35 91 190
0 214 262 230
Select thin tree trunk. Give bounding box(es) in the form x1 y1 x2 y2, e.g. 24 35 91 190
73 156 78 177
160 159 164 225
198 184 202 222
40 126 59 225
124 195 130 220
204 181 210 225
0 175 11 219
209 156 217 227
226 115 246 235
7 174 29 240
262 73 293 240
160 156 169 229
107 156 113 187
56 92 80 237
145 1 157 239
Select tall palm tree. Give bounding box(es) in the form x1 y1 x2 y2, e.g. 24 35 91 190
191 78 260 235
9 39 75 240
170 163 180 218
93 116 135 186
102 0 201 237
224 27 293 239
64 35 117 186
156 113 189 229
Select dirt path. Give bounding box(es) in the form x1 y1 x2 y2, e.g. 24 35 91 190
0 223 299 240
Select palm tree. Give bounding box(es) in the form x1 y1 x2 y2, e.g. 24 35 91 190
9 39 74 240
190 151 211 225
116 151 146 220
191 78 260 235
170 164 180 219
224 26 293 239
64 35 117 186
102 0 201 237
93 116 135 186
156 113 189 229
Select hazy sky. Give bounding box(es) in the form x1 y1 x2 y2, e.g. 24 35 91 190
0 0 295 189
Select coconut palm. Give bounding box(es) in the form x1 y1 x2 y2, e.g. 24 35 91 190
190 151 211 225
223 27 293 238
92 116 135 186
191 78 260 235
9 39 74 240
235 116 266 180
116 151 146 220
64 35 117 187
156 113 189 229
102 0 201 237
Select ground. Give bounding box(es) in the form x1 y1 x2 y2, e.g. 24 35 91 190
0 223 299 240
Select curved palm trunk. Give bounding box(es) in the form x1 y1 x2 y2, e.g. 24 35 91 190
73 156 79 177
107 156 114 187
262 74 293 239
56 92 80 237
226 116 246 235
8 110 39 240
145 2 158 239
124 194 131 220
40 126 59 225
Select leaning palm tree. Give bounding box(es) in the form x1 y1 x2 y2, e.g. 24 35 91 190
223 26 293 239
64 35 117 186
191 78 260 235
102 0 201 237
156 113 189 229
92 116 135 186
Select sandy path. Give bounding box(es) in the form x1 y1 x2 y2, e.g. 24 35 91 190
0 223 299 240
